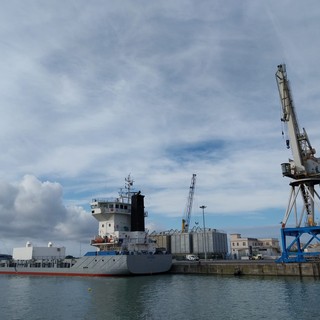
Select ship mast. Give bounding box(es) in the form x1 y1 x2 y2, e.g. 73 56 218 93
119 175 134 203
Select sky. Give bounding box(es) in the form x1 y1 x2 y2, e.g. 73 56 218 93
1 0 320 255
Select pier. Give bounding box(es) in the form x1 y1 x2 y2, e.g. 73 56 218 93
170 260 320 277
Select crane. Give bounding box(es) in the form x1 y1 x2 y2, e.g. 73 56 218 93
276 64 320 179
276 64 320 228
275 64 320 262
182 174 196 233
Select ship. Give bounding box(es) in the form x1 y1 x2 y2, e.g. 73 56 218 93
0 176 172 276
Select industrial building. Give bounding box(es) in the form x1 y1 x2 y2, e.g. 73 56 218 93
150 228 228 259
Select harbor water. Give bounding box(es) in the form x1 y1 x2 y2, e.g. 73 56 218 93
1 274 319 320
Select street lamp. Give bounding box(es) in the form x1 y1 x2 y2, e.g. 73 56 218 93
200 205 207 261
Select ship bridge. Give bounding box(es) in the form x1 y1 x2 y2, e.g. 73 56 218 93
91 198 131 222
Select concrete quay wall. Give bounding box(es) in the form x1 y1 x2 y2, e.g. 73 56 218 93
170 260 320 277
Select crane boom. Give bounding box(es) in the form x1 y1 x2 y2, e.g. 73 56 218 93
276 64 320 179
182 174 196 233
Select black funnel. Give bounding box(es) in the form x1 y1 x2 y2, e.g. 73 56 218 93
131 192 145 231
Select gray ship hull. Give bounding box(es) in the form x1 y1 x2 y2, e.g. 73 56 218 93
0 254 172 277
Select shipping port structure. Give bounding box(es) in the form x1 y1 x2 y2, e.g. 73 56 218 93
150 228 228 260
275 64 320 262
150 173 228 259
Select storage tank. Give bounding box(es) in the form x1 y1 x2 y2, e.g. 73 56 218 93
192 230 228 258
171 233 192 254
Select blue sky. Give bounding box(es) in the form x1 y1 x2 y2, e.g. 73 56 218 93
1 1 320 255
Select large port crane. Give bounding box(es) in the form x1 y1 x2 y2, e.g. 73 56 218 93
276 64 320 181
182 174 196 233
275 64 320 262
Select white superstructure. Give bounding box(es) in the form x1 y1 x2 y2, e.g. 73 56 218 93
90 176 157 254
13 242 66 260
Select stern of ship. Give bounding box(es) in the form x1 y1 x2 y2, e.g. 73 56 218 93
127 254 172 275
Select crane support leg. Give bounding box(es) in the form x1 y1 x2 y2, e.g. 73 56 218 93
277 178 320 263
276 226 320 263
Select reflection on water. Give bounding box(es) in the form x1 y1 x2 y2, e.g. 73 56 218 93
0 274 319 320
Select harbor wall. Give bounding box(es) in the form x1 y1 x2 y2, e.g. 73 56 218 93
170 261 320 277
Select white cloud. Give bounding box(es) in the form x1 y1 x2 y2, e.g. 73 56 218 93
0 175 95 249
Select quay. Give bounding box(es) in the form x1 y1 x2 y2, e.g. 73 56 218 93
170 260 320 277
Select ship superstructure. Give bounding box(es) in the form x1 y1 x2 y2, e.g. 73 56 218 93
90 175 157 254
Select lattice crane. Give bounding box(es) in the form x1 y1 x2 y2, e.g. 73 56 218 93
182 174 196 233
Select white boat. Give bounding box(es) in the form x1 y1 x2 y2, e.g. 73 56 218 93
0 176 172 276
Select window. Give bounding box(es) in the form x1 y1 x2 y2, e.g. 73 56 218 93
109 204 114 209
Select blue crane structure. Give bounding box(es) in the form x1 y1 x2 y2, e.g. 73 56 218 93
276 64 320 262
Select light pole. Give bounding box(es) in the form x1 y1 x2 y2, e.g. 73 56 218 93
200 205 207 261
